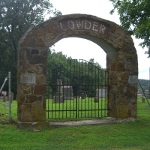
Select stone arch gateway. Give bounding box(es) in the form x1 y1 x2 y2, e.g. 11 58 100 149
17 14 138 125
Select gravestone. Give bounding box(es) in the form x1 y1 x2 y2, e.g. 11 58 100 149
49 95 52 99
1 91 7 102
77 90 87 98
6 92 14 102
94 88 106 102
0 96 3 102
11 92 14 102
63 86 74 100
53 79 64 103
81 93 85 99
142 97 145 103
3 96 7 102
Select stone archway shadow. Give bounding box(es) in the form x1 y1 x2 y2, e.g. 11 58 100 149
17 14 138 129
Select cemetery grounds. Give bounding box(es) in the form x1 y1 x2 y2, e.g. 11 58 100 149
0 97 150 150
46 97 108 121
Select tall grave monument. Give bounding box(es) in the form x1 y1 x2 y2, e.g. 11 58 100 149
53 79 64 103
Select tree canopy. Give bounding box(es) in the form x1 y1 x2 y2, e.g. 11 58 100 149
138 79 150 93
110 0 150 57
0 0 61 97
47 50 106 98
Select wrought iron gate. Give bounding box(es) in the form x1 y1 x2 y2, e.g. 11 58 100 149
46 59 109 120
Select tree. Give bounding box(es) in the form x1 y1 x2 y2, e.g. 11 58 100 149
46 52 106 97
110 0 150 57
0 0 61 97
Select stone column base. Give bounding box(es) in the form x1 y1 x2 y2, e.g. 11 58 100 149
17 121 50 130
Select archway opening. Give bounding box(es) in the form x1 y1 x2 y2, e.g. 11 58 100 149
46 37 109 121
50 37 106 68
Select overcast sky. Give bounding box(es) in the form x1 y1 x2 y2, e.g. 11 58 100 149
49 0 150 80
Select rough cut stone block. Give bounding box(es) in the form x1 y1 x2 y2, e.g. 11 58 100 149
34 85 46 95
21 37 35 47
31 49 39 54
30 55 46 64
26 95 37 103
30 28 44 37
21 105 34 122
35 38 45 47
121 72 129 80
21 73 36 84
117 62 125 71
36 76 46 84
28 65 43 75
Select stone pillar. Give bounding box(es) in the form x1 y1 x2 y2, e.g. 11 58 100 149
107 39 138 118
107 53 118 117
17 45 48 123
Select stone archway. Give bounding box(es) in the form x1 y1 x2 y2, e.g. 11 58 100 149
17 14 138 125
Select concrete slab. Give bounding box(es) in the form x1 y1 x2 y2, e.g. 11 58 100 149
17 118 137 130
49 119 117 128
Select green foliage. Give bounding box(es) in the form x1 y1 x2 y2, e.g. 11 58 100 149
0 0 61 97
110 0 150 57
138 79 150 93
46 50 106 98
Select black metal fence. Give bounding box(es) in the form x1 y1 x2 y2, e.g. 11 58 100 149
137 80 150 117
46 59 109 120
137 96 150 117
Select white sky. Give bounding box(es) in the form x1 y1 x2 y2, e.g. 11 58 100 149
48 0 150 80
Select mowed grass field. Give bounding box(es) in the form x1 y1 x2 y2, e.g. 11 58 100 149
0 97 150 150
46 97 107 121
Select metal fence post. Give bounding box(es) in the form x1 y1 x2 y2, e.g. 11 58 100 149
8 72 12 122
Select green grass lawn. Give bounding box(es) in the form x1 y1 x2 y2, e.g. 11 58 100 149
46 97 107 121
0 98 150 150
0 100 17 121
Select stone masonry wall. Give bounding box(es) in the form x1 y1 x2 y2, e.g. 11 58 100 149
17 14 138 122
